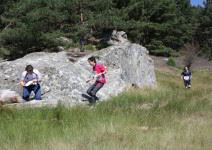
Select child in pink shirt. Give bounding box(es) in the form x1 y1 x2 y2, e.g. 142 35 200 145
86 56 107 104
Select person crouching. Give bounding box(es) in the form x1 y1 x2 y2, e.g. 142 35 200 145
20 65 42 101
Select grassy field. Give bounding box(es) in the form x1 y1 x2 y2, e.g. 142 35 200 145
0 69 212 150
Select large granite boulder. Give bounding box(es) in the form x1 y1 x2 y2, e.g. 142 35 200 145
0 33 156 107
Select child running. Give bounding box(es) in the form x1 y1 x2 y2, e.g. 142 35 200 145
181 66 192 88
85 56 107 104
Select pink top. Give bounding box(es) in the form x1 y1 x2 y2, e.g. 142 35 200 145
93 64 106 83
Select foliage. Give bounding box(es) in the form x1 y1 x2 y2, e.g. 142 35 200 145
0 0 211 60
167 57 176 67
196 0 212 59
84 44 97 51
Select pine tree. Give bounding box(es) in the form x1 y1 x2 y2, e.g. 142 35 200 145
197 0 212 59
0 0 209 59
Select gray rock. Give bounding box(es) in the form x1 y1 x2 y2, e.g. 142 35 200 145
0 90 23 104
57 46 65 51
56 37 73 45
0 37 156 107
108 30 129 45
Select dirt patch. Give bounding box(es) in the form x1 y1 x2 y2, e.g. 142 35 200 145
151 56 179 74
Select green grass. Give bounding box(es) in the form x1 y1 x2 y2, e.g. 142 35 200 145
0 69 212 150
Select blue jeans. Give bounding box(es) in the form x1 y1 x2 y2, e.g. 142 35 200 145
87 82 104 99
23 84 41 101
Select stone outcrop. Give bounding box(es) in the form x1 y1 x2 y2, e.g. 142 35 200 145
0 31 156 107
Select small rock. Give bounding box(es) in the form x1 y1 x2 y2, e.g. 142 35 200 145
0 90 23 104
57 46 65 51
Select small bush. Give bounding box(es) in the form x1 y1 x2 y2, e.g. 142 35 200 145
84 44 97 51
182 42 200 67
167 57 176 67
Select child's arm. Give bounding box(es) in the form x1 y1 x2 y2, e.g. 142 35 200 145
20 80 25 86
86 66 107 83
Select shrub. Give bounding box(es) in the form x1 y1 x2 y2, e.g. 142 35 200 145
84 44 97 51
167 57 176 67
0 47 10 58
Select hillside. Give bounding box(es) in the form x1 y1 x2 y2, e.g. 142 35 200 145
0 65 211 150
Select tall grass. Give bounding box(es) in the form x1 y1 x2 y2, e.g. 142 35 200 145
0 69 212 150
